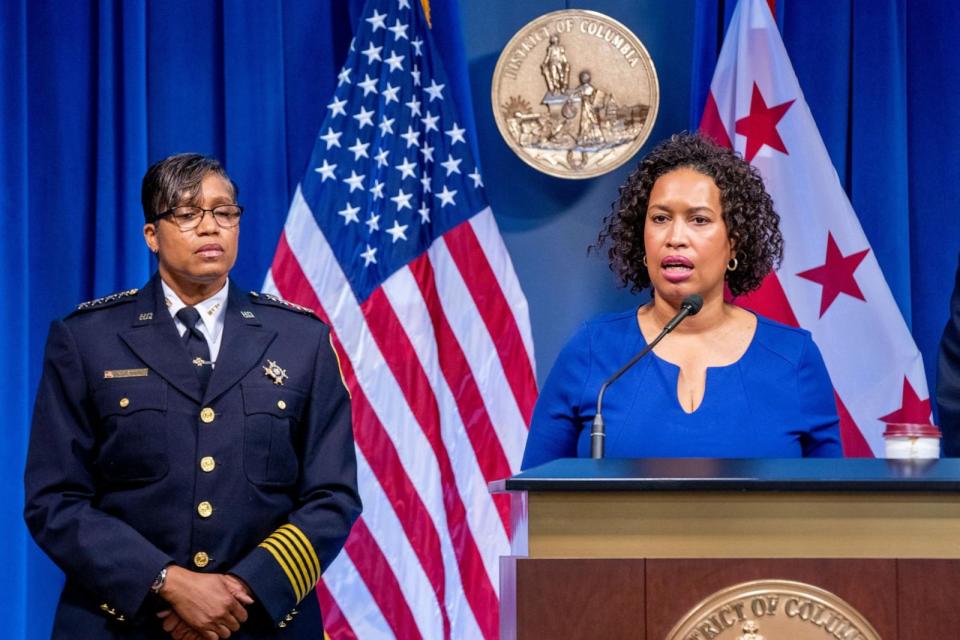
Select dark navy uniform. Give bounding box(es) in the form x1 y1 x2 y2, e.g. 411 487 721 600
24 274 361 638
940 254 960 456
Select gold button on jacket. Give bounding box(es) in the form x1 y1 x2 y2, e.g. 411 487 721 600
200 407 215 423
197 501 213 518
200 456 216 472
193 551 210 568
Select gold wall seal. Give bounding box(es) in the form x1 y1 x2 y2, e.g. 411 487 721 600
491 10 659 179
665 580 882 640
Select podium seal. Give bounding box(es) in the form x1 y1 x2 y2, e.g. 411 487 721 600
491 10 659 179
665 579 882 640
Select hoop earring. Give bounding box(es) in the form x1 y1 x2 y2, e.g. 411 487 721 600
727 256 739 272
642 255 648 267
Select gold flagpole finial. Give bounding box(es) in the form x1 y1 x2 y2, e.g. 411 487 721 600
420 0 432 28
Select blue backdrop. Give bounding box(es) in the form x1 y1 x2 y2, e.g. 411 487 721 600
4 1 959 637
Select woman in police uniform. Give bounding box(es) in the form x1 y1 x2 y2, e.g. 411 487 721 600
24 154 362 639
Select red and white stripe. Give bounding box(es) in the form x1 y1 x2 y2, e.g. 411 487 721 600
265 187 536 638
700 0 929 455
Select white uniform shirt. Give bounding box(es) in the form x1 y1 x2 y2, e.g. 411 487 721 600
161 278 229 365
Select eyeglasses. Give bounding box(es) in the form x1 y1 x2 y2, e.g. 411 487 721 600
154 205 244 230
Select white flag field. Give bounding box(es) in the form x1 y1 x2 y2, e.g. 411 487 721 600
700 0 931 456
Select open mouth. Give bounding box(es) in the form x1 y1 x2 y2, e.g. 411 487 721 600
660 256 694 282
661 257 693 272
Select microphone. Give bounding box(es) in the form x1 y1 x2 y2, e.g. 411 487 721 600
589 294 704 459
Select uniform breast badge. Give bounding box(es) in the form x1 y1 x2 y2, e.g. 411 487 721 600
263 360 288 385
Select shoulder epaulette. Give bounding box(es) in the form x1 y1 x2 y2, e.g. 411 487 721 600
71 289 139 315
249 291 319 318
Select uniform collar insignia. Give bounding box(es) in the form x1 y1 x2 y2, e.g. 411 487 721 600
74 288 139 312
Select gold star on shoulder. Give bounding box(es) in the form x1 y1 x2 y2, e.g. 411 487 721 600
263 360 288 385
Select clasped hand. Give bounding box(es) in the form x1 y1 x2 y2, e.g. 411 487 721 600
157 566 255 640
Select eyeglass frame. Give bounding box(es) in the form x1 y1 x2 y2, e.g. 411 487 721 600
152 204 245 230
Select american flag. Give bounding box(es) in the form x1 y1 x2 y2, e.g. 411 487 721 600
263 0 537 637
701 0 931 454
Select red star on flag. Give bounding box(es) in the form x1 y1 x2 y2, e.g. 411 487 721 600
878 377 933 425
797 232 871 317
734 83 795 162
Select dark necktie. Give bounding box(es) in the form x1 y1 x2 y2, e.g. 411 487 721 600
176 306 212 391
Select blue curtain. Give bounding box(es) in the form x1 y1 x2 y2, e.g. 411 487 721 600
690 0 960 403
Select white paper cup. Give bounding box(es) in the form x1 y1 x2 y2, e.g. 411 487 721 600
883 423 941 459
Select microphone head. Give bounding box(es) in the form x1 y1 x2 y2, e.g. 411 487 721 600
681 294 704 315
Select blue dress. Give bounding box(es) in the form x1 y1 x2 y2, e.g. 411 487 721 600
522 308 842 469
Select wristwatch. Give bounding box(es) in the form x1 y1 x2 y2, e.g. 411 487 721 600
150 566 168 594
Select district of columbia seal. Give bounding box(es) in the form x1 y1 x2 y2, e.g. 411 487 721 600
491 10 659 179
665 579 882 640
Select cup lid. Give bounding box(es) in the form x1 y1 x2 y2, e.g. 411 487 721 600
882 422 941 438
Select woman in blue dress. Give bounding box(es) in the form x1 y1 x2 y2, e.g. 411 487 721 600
522 133 842 468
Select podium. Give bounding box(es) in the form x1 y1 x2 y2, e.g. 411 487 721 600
491 458 960 639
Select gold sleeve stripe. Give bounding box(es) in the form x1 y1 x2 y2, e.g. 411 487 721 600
275 527 318 588
259 539 305 601
273 529 315 591
261 538 307 601
267 536 311 600
280 523 321 577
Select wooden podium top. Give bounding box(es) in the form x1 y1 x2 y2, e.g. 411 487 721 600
492 457 960 493
493 458 960 559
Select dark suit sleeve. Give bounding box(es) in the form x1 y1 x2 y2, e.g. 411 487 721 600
939 255 960 456
230 326 361 624
23 320 174 618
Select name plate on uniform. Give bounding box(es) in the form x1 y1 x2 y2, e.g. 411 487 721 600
103 368 149 379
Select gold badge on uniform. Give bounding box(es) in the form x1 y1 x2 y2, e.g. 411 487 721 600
263 360 288 386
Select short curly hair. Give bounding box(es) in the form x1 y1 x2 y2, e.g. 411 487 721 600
595 132 783 296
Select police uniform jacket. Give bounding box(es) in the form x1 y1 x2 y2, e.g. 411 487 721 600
940 254 960 455
24 274 362 638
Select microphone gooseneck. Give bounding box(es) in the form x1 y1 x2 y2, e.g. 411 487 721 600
589 294 704 459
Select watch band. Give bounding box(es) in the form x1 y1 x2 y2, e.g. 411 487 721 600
150 566 168 594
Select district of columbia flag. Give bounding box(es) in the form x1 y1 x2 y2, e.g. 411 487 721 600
263 0 537 637
699 0 930 456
